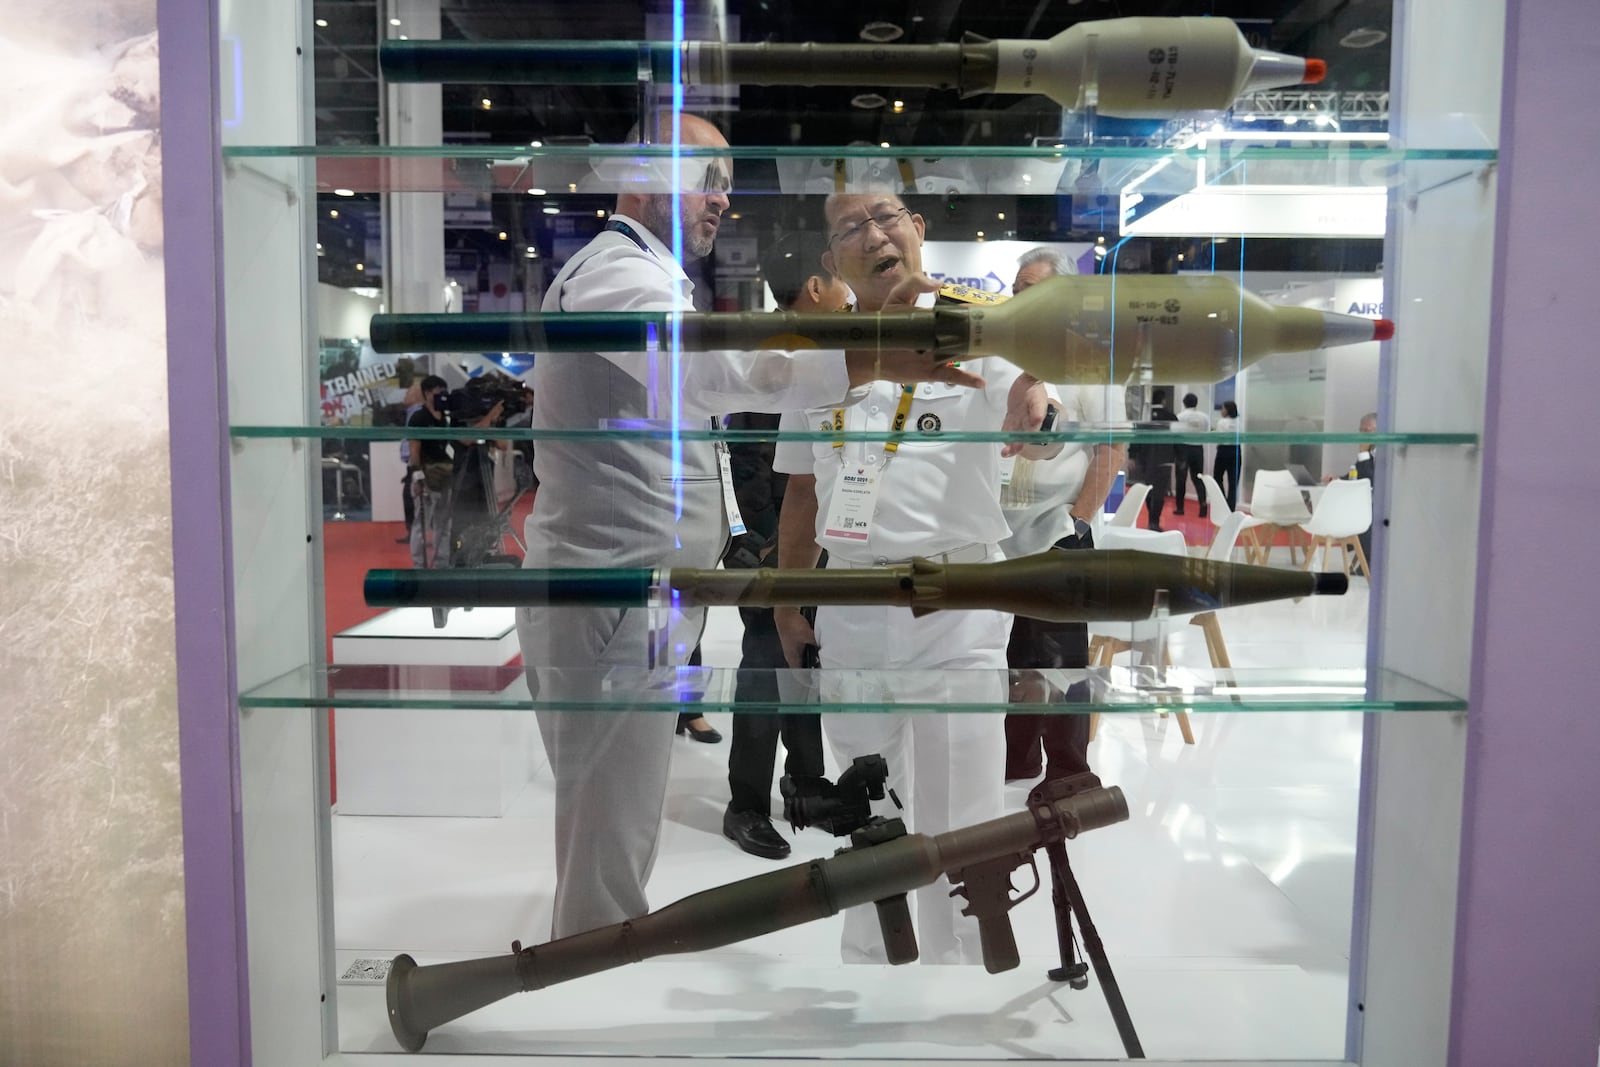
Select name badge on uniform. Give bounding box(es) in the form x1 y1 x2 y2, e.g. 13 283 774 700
715 441 747 536
822 461 882 544
998 453 1018 487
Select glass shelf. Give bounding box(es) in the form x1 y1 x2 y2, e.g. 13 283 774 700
223 141 1496 196
235 425 1478 446
241 663 1465 714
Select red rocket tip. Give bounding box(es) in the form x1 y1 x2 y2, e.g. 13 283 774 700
1303 59 1328 84
1372 318 1395 342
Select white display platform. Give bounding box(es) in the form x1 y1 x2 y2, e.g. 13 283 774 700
333 607 540 817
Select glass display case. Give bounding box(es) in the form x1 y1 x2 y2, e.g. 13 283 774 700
216 1 1500 1063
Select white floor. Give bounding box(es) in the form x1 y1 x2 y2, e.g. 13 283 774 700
332 575 1372 1061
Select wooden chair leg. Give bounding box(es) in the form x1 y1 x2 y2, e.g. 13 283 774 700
1351 537 1372 579
1198 613 1233 669
1340 537 1352 577
1089 712 1100 742
1175 710 1195 745
1301 535 1318 571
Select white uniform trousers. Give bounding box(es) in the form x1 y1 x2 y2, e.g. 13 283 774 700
815 552 1011 965
518 601 703 939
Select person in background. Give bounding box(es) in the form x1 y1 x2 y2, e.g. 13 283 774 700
405 375 454 568
1323 410 1378 568
1130 388 1178 531
1173 392 1210 517
397 378 425 543
999 248 1125 784
1212 399 1243 512
719 231 852 860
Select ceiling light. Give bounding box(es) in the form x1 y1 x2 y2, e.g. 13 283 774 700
529 140 543 148
498 231 508 240
568 183 577 193
328 209 339 218
543 206 560 215
315 18 328 27
1177 253 1185 261
997 212 1005 220
859 21 903 42
389 17 401 26
850 92 888 110
1340 27 1388 48
355 263 365 271
976 231 985 238
399 34 408 40
892 100 905 113
480 98 492 110
595 210 607 217
1284 115 1300 125
527 187 546 196
333 187 354 196
1096 235 1105 244
728 212 741 220
879 141 891 148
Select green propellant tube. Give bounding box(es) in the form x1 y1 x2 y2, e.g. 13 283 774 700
383 777 1129 1051
369 274 1393 389
380 17 1322 117
364 549 1347 623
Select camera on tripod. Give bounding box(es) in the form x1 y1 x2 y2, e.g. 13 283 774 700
442 375 528 427
779 754 900 838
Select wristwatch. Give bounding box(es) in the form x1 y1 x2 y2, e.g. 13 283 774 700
1039 402 1061 432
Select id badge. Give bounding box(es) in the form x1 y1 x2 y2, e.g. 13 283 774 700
998 453 1018 487
715 441 747 536
822 462 881 545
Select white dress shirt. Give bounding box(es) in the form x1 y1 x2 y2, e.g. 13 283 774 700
998 384 1114 558
1177 406 1211 433
527 213 854 570
774 356 1027 563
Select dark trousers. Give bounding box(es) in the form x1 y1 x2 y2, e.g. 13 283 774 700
727 607 826 815
1004 539 1093 781
1174 446 1207 512
400 471 415 532
1143 462 1174 529
1213 446 1241 512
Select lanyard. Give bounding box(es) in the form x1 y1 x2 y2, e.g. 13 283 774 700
604 218 655 256
833 384 917 457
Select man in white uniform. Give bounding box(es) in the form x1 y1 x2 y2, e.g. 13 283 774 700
999 248 1125 783
773 192 1053 964
519 117 982 939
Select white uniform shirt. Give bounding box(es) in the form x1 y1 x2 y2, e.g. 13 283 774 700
527 214 854 570
774 355 1030 563
998 384 1114 558
1177 406 1211 433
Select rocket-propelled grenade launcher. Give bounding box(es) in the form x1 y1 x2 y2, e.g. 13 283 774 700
365 549 1349 623
384 772 1130 1051
369 275 1393 387
380 17 1324 117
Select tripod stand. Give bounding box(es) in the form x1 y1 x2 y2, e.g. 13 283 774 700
1031 782 1145 1058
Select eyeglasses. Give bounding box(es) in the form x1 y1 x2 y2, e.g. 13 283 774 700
699 161 732 195
828 207 911 249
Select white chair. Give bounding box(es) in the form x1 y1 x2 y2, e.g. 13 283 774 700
1299 478 1373 578
1245 469 1313 565
1198 472 1267 563
1106 482 1150 528
1087 527 1197 745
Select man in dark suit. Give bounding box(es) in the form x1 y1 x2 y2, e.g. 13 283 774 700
720 231 852 859
1130 388 1179 530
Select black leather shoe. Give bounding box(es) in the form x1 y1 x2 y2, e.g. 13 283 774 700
676 716 722 743
723 808 791 859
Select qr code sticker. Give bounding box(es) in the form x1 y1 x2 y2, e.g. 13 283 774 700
339 958 392 984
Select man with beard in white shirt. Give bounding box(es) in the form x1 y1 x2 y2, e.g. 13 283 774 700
520 122 982 939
